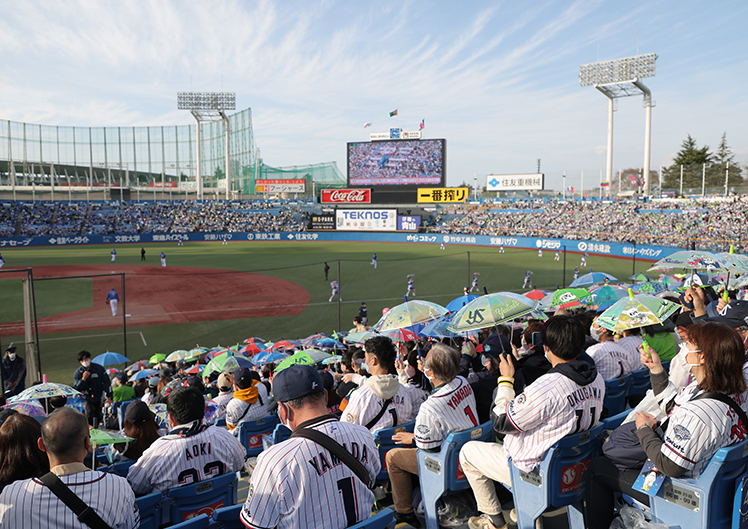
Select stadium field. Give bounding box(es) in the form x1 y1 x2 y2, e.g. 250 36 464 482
0 240 652 385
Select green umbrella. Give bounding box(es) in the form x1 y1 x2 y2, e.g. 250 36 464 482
448 292 539 333
596 288 680 333
165 349 191 362
203 355 255 378
186 347 209 361
345 330 378 345
149 353 167 364
550 288 592 308
89 429 135 446
274 349 332 373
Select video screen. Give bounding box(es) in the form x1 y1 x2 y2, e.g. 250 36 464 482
347 139 445 187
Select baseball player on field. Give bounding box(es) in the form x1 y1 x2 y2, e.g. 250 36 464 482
405 274 416 298
555 250 560 261
127 386 245 495
329 281 341 302
459 316 604 529
240 365 380 529
106 287 120 317
574 267 580 280
111 248 116 262
370 253 377 269
160 251 166 267
581 253 588 267
470 272 480 293
341 336 416 431
522 270 533 289
0 252 4 268
538 248 543 258
385 344 479 526
499 245 504 253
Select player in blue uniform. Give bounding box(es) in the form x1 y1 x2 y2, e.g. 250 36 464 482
470 273 480 293
405 274 416 298
160 252 166 267
106 288 120 317
111 248 116 262
370 253 377 269
522 271 533 289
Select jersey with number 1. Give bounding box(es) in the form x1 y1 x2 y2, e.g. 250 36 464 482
503 367 604 471
414 376 478 450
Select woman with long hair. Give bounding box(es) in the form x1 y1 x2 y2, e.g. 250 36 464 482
0 413 50 492
113 400 162 461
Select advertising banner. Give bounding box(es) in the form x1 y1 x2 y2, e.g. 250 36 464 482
255 179 306 193
321 189 371 204
308 214 336 230
417 187 469 203
335 209 397 231
397 215 421 231
486 174 544 191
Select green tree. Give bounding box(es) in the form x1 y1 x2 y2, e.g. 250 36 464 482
709 132 744 187
661 135 712 191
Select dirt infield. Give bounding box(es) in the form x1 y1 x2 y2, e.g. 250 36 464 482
0 265 309 335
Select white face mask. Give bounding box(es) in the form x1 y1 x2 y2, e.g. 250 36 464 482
680 343 703 370
8 353 16 361
360 361 370 374
280 403 292 429
82 360 91 368
590 325 603 342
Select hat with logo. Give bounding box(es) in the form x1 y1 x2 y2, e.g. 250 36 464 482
5 346 16 354
704 300 748 328
480 334 512 358
217 373 233 392
272 364 324 403
233 368 254 390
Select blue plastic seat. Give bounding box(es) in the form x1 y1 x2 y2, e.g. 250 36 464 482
103 459 136 477
261 423 292 451
603 374 632 416
162 472 238 526
731 471 748 529
135 491 163 529
601 410 629 431
114 398 136 430
417 422 494 529
347 508 396 529
234 415 280 457
214 417 227 428
208 503 243 529
372 421 416 481
169 513 210 528
628 368 651 396
509 423 605 529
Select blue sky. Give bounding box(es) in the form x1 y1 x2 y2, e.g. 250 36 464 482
1 0 747 191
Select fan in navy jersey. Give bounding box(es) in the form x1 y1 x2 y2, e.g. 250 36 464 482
240 364 380 529
127 386 245 495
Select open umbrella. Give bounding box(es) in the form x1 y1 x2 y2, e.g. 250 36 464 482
128 369 159 382
274 349 332 372
10 383 81 402
271 340 302 351
647 250 732 273
90 429 135 446
589 285 628 310
126 360 151 372
596 289 680 333
313 337 347 350
377 327 420 342
322 355 343 365
149 353 167 364
203 355 255 378
445 295 480 312
629 273 654 283
149 403 169 429
252 351 291 365
185 364 204 375
92 352 129 366
186 347 209 361
243 337 266 345
3 400 46 419
165 349 191 362
569 272 618 288
448 292 539 333
239 343 266 355
550 288 592 308
631 281 668 295
523 289 548 301
106 368 120 376
344 330 378 345
373 300 448 334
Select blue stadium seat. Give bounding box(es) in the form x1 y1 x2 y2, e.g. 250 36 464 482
162 472 238 526
103 459 136 477
509 423 605 529
235 415 280 457
647 439 748 529
417 422 494 529
732 471 748 529
601 410 629 431
214 417 227 428
169 513 210 529
208 503 243 529
372 421 416 481
628 368 651 396
603 374 632 416
348 508 396 529
135 491 163 529
261 423 292 451
114 398 136 430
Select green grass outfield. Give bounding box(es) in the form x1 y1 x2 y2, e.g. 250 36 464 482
0 241 652 385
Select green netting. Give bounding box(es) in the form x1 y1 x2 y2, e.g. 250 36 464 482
243 161 346 194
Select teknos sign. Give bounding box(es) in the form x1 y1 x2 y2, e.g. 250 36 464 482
321 189 371 203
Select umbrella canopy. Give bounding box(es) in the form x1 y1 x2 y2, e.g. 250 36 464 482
344 330 378 345
89 429 135 446
657 274 682 288
205 399 221 424
243 337 266 345
313 337 346 350
274 349 332 373
377 327 420 342
596 289 680 333
523 289 549 301
717 250 748 274
185 364 204 375
126 360 151 372
149 353 167 364
128 369 159 382
589 285 628 310
728 275 748 290
550 288 592 308
445 295 480 312
252 351 291 365
647 250 732 273
680 273 721 289
105 368 120 376
629 273 654 283
3 400 47 418
239 343 266 355
92 352 129 366
10 383 81 402
448 292 539 333
631 281 668 295
149 403 169 429
204 348 231 361
203 355 255 378
186 347 209 361
373 300 448 333
165 349 191 362
321 355 343 365
271 340 302 351
569 272 618 288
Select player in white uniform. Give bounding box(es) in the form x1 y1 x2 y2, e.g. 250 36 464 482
522 270 532 289
127 386 245 495
580 253 588 267
0 252 4 268
0 407 139 529
111 248 116 262
405 274 416 298
106 287 119 317
588 320 643 380
440 243 445 250
240 365 380 529
342 336 416 431
329 280 341 302
555 250 560 261
538 248 543 258
574 267 580 280
499 245 504 253
370 253 377 269
460 315 604 529
385 344 479 526
160 251 166 267
470 273 480 293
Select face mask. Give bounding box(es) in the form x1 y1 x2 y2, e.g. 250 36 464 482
82 360 91 368
360 361 369 374
590 326 603 342
680 344 703 369
280 403 292 429
8 353 16 361
481 354 491 368
544 347 552 363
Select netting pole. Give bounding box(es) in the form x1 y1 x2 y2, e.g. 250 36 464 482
22 269 42 384
121 272 127 358
563 246 567 288
467 252 471 289
337 260 341 333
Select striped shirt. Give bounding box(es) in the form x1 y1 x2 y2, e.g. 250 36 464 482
341 377 416 432
226 385 273 431
127 422 245 494
414 376 478 450
616 335 644 364
586 341 641 380
240 416 380 529
0 467 139 529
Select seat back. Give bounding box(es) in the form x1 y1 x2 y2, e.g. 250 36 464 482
417 421 494 529
650 439 748 529
510 423 605 529
164 472 238 526
208 503 244 529
262 423 292 452
603 374 632 416
732 471 748 529
628 368 651 396
115 398 136 430
135 491 163 529
347 508 396 529
104 459 136 478
372 421 416 481
236 415 280 457
169 513 210 529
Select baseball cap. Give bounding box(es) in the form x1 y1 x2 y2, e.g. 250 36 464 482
319 370 334 391
160 368 173 378
273 365 323 403
674 312 694 329
148 376 161 388
125 401 153 425
703 300 748 328
233 368 254 390
181 375 205 393
481 334 511 358
217 373 233 392
115 372 128 383
5 346 16 354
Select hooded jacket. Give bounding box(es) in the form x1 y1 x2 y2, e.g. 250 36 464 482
341 374 416 431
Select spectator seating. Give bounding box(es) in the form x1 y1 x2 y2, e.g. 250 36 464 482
235 415 281 457
509 423 605 529
115 398 136 430
261 423 292 451
208 504 243 529
603 374 633 416
135 491 164 529
348 508 396 529
372 421 416 481
417 422 494 529
628 368 652 397
169 514 210 529
103 459 136 477
162 472 238 526
731 471 748 529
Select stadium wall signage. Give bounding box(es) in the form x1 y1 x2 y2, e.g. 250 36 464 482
321 189 371 203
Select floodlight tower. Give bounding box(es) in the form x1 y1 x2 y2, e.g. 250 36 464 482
177 92 236 200
579 53 657 196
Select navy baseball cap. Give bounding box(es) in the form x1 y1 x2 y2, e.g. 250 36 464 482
704 300 748 328
233 367 254 390
481 334 511 358
273 365 324 403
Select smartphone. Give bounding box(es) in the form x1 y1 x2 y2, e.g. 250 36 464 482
531 332 542 347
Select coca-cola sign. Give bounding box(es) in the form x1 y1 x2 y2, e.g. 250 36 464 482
321 189 371 203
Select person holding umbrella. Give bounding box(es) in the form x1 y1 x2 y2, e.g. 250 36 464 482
73 350 112 426
2 346 26 398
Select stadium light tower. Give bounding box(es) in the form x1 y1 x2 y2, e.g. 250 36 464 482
178 92 236 200
579 53 657 196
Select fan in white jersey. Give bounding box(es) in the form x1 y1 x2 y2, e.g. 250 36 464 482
127 386 245 495
0 407 140 529
588 320 643 380
241 364 380 529
341 335 416 431
615 328 644 361
395 347 430 416
460 315 604 529
585 322 748 529
385 343 479 527
225 367 273 433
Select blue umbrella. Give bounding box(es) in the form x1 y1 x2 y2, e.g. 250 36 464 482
569 272 618 288
445 295 480 313
313 337 346 350
253 351 291 365
92 352 130 366
128 369 159 382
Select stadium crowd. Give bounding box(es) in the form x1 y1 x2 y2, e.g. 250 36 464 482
2 284 748 528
